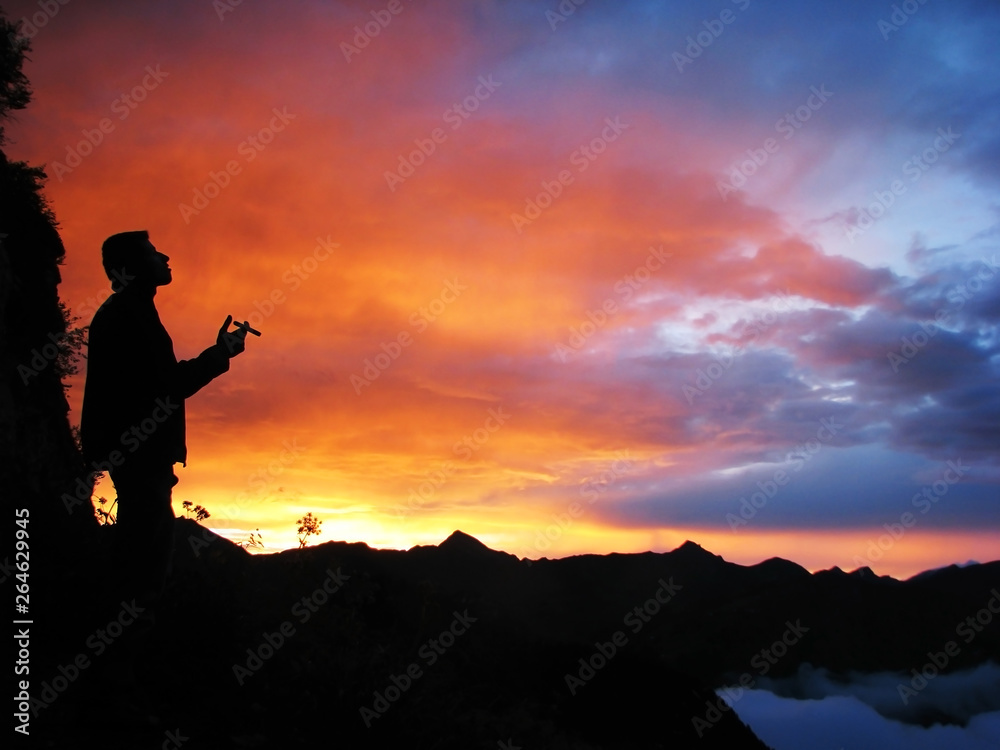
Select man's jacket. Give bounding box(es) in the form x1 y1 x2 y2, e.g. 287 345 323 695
81 286 229 470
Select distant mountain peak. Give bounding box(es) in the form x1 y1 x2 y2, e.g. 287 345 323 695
439 530 492 555
674 540 715 557
667 540 731 569
754 556 812 578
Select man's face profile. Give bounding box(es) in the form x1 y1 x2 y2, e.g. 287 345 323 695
135 239 172 288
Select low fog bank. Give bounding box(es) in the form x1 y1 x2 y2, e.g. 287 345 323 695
723 690 1000 750
748 662 1000 726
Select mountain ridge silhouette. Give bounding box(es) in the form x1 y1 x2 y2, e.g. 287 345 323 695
177 521 1000 679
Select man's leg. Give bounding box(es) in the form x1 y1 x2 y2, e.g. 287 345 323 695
111 462 177 607
89 462 177 725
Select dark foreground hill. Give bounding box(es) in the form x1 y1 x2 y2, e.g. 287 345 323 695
28 524 1000 749
31 525 769 749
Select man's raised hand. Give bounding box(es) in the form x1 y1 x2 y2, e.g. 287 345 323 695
217 315 248 357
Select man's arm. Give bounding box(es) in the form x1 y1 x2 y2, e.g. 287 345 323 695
172 344 229 400
171 316 245 399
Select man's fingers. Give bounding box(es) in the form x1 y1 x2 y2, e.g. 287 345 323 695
218 316 251 357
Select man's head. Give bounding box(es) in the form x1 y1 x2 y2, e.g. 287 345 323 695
101 230 171 291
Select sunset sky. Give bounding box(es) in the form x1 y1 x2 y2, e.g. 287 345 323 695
8 0 999 577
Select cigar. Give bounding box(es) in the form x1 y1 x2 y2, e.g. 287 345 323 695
233 320 262 337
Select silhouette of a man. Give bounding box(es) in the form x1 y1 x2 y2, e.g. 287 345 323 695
81 230 248 606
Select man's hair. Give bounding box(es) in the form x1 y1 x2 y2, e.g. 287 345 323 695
102 230 149 291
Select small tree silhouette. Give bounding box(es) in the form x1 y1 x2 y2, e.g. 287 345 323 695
296 512 322 548
182 500 211 521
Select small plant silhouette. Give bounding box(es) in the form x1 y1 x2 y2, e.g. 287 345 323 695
240 528 264 550
94 496 116 525
182 500 211 521
296 512 322 548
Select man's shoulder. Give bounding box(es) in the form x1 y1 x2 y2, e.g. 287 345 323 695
92 290 154 326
